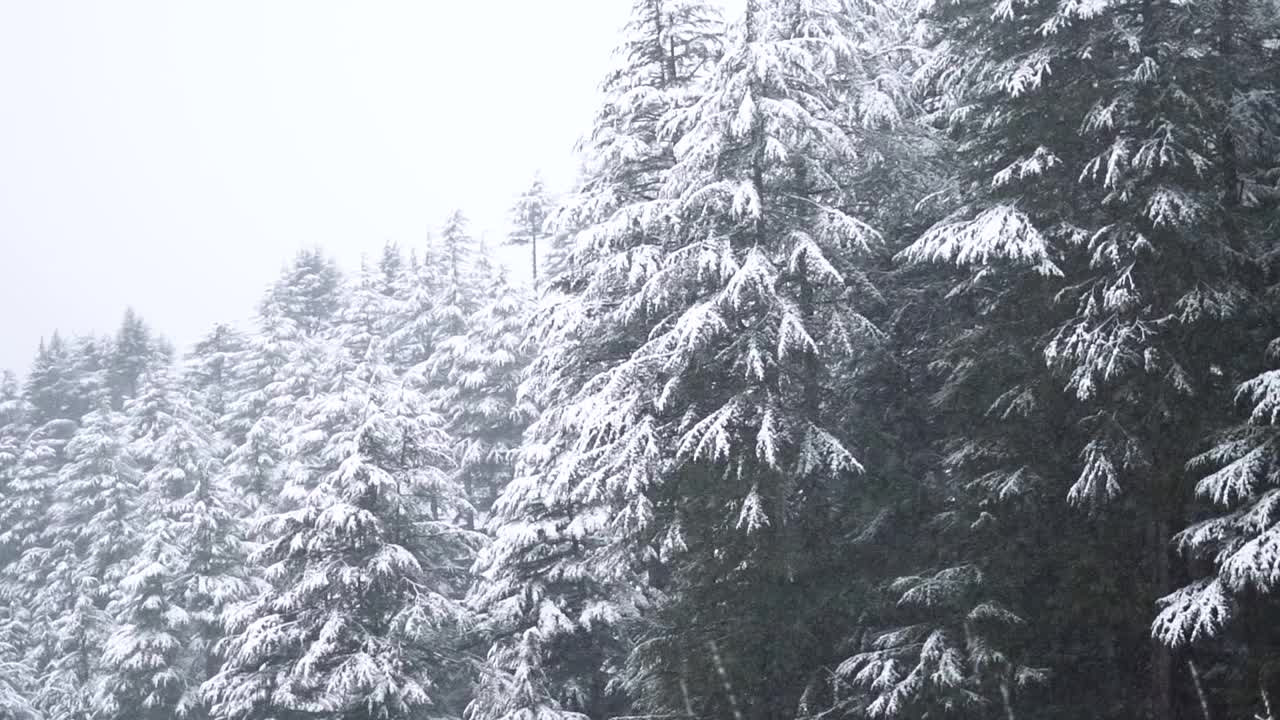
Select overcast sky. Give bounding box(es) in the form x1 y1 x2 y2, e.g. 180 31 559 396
0 0 677 374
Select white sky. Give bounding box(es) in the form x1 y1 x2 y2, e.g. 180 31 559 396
0 0 672 373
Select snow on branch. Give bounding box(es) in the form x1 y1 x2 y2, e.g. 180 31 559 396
897 205 1062 276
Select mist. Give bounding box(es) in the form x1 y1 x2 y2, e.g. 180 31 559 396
0 0 630 373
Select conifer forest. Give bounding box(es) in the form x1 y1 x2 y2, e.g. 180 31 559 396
6 0 1280 718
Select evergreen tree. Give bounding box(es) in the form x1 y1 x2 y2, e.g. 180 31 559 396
218 314 302 515
875 0 1280 712
377 240 409 298
0 605 37 720
15 405 137 720
541 225 577 294
440 211 476 297
222 256 343 514
0 418 74 584
343 251 404 360
68 335 114 420
470 3 722 719
260 248 345 338
0 373 29 567
204 343 474 720
185 324 249 423
1145 9 1280 720
0 373 36 718
108 309 170 409
427 271 535 517
610 1 924 716
24 334 78 426
507 174 553 289
96 368 253 720
387 260 445 376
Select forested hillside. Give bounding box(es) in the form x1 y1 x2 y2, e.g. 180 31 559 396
3 0 1280 719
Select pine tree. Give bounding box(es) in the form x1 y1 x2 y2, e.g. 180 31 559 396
2 337 106 585
1144 10 1280 718
541 225 577 294
260 248 344 338
218 316 302 516
387 260 444 376
470 3 722 719
204 342 474 720
0 373 29 565
95 368 253 720
222 255 343 514
606 1 929 715
0 605 37 720
0 417 74 584
507 174 554 289
879 0 1280 711
108 309 171 409
427 271 535 517
343 250 405 360
376 240 409 298
69 335 114 420
0 372 36 718
23 335 74 425
185 324 249 423
15 404 138 720
440 211 476 297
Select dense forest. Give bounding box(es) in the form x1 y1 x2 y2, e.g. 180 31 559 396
4 0 1280 718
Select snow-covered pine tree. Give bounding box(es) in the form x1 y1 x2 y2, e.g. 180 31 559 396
594 1 928 715
0 375 37 720
885 0 1280 711
540 225 577 294
108 309 171 410
434 211 489 338
469 3 722 720
260 248 345 339
1150 3 1280 687
0 603 38 720
426 269 535 518
218 317 295 516
95 367 253 720
376 240 409 298
68 333 113 417
222 252 345 514
0 373 28 564
13 403 138 720
256 250 346 423
1 346 68 610
185 323 248 424
0 340 84 580
391 211 489 397
23 335 77 426
387 258 444 376
204 340 475 720
0 423 74 588
507 174 553 289
440 211 476 298
343 245 409 361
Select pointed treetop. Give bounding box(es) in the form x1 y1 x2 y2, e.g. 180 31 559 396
260 247 345 336
507 173 551 248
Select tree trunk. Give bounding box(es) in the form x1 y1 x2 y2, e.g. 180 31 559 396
709 639 745 720
1260 663 1278 720
1189 659 1213 720
1000 677 1017 720
1216 0 1240 210
1152 516 1174 720
532 229 539 290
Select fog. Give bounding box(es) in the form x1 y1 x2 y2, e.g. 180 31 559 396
0 0 632 373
